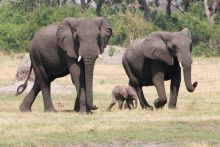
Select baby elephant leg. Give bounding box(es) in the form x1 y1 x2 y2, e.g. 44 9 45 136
107 94 117 112
107 102 116 111
118 99 124 110
123 100 129 109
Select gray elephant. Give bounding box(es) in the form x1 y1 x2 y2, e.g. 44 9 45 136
122 28 197 110
16 17 112 113
107 85 138 111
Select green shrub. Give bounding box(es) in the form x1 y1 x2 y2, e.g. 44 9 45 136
192 42 213 57
108 46 118 57
0 24 21 52
108 11 159 46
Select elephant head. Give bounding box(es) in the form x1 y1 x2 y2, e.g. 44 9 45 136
56 17 112 110
143 28 197 92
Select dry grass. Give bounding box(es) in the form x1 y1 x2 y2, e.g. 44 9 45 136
0 53 219 146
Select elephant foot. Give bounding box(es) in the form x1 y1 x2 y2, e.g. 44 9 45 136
154 98 167 109
44 107 57 112
142 105 154 110
19 103 31 112
168 104 177 109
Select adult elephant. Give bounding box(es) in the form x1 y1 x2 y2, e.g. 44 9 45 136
122 28 197 110
16 17 112 113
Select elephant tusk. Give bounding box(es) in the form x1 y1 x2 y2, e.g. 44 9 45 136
179 62 183 69
78 56 82 62
99 55 103 60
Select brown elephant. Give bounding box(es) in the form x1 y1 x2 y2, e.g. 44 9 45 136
107 85 138 111
16 17 112 113
122 28 197 110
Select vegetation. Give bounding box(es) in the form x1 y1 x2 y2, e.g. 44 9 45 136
0 0 220 56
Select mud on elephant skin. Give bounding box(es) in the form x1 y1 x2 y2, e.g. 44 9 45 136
107 85 138 111
122 28 198 110
16 17 112 113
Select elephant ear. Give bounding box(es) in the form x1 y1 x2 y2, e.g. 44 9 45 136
182 28 193 52
93 17 112 54
56 18 78 58
142 33 174 65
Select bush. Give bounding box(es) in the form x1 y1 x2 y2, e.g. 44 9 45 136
108 11 159 46
0 24 21 52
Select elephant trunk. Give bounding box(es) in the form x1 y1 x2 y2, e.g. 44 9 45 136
83 56 98 110
182 65 197 92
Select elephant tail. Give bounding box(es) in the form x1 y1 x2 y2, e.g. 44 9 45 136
16 66 32 96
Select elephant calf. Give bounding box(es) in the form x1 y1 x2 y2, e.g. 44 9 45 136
107 85 137 111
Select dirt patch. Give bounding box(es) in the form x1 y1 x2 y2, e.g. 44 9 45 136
0 81 76 95
71 137 175 147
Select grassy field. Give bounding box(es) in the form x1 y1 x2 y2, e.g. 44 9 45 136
0 53 220 146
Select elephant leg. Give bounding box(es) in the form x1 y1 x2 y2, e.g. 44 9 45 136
130 82 153 110
68 60 87 113
127 100 135 110
19 81 40 112
34 67 55 112
152 67 167 109
169 71 181 109
31 54 56 112
107 93 117 111
118 100 124 110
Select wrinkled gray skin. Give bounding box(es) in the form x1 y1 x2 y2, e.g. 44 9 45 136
107 85 138 111
17 17 112 113
122 28 198 110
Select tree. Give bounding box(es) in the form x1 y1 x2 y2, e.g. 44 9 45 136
204 0 220 23
95 0 150 21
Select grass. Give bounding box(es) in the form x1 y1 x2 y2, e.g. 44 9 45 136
0 53 220 146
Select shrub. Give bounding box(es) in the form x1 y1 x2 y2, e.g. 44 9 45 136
0 24 21 52
108 11 159 46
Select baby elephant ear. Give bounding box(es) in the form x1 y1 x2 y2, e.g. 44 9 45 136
93 17 112 54
56 19 77 58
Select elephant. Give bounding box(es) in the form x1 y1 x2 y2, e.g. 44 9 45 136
16 17 112 113
122 28 198 110
107 85 138 111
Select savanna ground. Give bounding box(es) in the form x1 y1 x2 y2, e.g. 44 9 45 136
0 51 220 146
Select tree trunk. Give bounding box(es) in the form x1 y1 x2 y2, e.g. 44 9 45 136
166 0 172 17
81 0 87 11
96 0 105 16
138 0 150 21
204 0 212 23
204 0 219 23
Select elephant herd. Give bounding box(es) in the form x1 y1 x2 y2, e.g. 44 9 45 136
16 17 197 113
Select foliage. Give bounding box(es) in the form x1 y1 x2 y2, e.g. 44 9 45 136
187 1 206 21
108 46 118 57
0 4 96 51
0 24 21 52
107 11 159 46
214 11 220 24
0 1 220 56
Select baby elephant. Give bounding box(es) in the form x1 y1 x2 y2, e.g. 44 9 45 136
107 85 138 111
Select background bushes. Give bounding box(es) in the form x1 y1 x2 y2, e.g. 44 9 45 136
0 1 219 56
